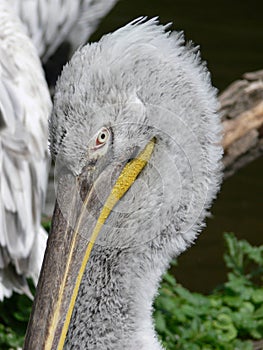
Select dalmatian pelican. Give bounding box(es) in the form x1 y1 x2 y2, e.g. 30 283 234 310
0 0 51 300
24 18 222 349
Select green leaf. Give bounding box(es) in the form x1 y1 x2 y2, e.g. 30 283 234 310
153 233 263 350
154 311 167 333
251 289 263 304
163 272 177 287
254 304 263 319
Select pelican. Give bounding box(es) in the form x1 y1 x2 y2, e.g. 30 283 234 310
11 0 119 62
0 1 52 299
24 18 222 349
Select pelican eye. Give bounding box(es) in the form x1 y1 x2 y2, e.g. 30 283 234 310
95 128 110 147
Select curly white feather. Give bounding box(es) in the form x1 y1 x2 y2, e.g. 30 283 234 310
0 0 51 300
10 0 119 62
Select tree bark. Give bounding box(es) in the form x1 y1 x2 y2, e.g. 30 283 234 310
220 69 263 178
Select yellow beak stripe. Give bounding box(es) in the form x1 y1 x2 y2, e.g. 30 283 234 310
46 138 155 350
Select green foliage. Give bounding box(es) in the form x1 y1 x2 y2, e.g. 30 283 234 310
0 290 33 349
154 233 263 349
41 216 52 232
0 233 262 349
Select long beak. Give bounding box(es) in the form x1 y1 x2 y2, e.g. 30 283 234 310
23 138 155 350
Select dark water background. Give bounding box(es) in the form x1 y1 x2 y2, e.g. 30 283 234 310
90 0 263 293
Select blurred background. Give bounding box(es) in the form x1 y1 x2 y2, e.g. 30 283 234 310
45 0 263 294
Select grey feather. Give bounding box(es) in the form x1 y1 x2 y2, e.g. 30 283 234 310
50 18 223 349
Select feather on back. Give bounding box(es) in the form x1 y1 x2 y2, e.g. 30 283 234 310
0 0 51 299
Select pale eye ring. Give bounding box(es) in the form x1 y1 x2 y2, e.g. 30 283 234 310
95 127 110 147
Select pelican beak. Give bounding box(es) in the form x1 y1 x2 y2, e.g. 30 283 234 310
23 138 155 350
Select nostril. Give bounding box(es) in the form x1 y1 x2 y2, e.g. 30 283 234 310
128 146 140 163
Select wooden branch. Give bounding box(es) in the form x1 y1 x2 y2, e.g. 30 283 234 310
220 69 263 178
253 339 263 350
222 101 263 149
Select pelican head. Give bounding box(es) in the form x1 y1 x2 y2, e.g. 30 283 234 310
24 18 222 350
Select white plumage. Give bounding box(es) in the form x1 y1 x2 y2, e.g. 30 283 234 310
0 0 52 300
11 0 119 62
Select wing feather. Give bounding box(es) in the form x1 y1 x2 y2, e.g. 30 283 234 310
12 0 119 62
0 1 51 299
